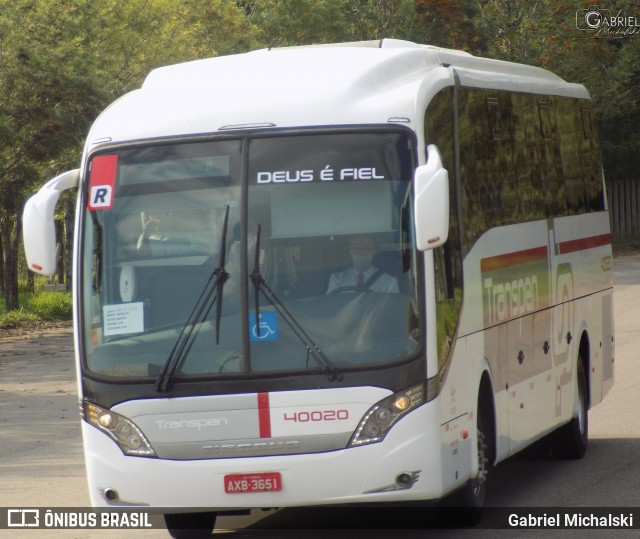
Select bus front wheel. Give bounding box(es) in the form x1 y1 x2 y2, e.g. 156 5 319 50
438 400 493 526
165 512 217 539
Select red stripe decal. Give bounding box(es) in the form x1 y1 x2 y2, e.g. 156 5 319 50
258 393 271 438
559 233 611 255
480 246 548 273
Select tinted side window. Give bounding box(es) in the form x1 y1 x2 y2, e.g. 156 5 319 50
456 88 604 249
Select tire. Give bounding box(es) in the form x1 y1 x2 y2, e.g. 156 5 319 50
438 402 493 526
164 512 217 539
552 358 588 459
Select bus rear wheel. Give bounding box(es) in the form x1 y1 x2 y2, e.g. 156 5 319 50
165 512 217 539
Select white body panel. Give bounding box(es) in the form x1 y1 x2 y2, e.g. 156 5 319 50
85 397 447 507
85 40 589 158
441 212 613 462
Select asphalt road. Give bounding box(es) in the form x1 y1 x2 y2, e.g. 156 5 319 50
1 256 640 538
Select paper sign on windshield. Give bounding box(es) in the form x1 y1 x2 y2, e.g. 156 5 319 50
103 302 144 336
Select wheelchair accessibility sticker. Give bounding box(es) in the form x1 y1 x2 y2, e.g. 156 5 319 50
249 312 279 342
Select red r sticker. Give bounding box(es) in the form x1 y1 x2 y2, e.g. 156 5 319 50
88 154 118 210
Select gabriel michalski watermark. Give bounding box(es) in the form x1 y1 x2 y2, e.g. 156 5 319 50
576 4 640 37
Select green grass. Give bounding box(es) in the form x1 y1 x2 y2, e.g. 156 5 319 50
0 290 72 329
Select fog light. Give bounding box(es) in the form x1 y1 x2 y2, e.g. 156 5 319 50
104 488 119 503
396 473 412 486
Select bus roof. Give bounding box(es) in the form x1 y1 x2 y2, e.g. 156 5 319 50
87 39 590 146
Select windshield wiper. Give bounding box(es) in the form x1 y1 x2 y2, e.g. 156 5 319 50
213 206 231 346
155 205 231 392
250 225 342 382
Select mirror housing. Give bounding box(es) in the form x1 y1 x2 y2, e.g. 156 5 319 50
414 145 450 251
23 169 80 276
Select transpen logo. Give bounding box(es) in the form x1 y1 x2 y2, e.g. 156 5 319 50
155 418 229 430
480 246 549 326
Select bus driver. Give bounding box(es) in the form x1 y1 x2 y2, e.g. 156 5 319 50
326 234 399 294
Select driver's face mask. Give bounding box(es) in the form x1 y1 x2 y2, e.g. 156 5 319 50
351 254 374 272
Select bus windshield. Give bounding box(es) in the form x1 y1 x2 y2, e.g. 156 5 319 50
81 131 421 382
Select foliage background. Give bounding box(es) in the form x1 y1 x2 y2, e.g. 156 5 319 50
1 0 637 312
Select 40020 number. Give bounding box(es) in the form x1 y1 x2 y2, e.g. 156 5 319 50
283 410 349 422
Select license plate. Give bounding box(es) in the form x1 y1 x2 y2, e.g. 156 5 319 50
224 472 282 494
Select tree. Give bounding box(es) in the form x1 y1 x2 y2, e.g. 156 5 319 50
4 0 638 314
240 0 350 46
1 0 258 310
414 0 487 53
473 1 640 184
241 0 428 46
92 0 258 96
0 0 105 309
340 0 423 42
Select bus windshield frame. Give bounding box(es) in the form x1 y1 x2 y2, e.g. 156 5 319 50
78 127 424 390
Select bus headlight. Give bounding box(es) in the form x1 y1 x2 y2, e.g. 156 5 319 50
349 383 425 447
83 401 157 457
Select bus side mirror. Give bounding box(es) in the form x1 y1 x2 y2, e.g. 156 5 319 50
414 145 449 251
23 169 80 276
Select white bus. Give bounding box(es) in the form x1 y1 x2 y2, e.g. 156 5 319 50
23 39 614 535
